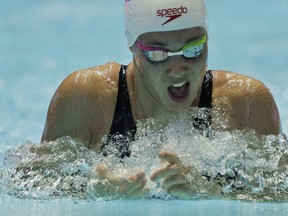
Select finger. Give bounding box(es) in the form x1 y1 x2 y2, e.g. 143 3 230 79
119 172 147 195
162 174 190 191
127 171 145 182
128 181 150 199
92 171 146 198
150 164 181 181
158 151 180 164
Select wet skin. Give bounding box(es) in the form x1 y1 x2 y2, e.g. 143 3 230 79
41 27 281 198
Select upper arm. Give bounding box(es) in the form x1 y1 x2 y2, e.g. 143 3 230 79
41 64 119 149
41 72 95 145
249 81 281 135
212 71 281 135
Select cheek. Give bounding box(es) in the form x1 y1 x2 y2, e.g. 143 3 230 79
192 44 208 70
133 51 142 68
133 49 161 78
134 48 151 71
201 44 208 65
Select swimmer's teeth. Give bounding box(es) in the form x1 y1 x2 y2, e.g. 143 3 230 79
173 81 187 88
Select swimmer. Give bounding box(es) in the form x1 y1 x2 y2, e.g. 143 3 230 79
41 0 281 198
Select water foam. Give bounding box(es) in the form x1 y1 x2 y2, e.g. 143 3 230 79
0 108 287 201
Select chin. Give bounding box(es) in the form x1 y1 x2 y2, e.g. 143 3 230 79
166 100 193 113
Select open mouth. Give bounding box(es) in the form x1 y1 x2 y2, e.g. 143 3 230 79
168 81 190 102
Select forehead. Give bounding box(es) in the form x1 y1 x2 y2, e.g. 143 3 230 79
138 27 205 45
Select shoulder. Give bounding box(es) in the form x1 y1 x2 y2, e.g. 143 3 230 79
53 61 123 112
49 61 122 132
42 62 124 147
212 70 267 97
211 70 276 109
57 61 121 97
50 62 122 113
211 70 281 135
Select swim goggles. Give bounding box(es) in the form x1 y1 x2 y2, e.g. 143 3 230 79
136 33 207 62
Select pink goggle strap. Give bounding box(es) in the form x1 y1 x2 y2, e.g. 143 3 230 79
136 41 169 52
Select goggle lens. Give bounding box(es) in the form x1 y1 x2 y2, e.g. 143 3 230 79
145 50 168 62
137 33 207 62
183 43 204 58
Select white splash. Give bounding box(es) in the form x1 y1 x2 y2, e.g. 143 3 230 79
0 109 288 201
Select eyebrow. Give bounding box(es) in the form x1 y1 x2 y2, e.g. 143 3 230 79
185 34 205 44
142 41 166 47
142 34 205 47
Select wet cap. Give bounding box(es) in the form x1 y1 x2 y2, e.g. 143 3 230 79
125 0 208 47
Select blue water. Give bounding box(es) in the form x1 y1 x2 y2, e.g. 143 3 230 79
1 198 288 216
1 0 288 215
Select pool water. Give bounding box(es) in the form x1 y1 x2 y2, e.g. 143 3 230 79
1 0 288 215
1 198 288 216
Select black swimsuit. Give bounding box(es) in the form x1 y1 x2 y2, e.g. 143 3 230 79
102 65 213 158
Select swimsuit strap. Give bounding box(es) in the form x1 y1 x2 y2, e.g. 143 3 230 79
193 70 213 130
199 70 213 109
102 65 136 158
110 65 137 137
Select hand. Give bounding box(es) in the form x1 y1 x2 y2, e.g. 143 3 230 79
151 151 221 199
90 164 149 199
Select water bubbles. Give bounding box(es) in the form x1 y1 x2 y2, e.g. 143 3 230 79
0 109 288 201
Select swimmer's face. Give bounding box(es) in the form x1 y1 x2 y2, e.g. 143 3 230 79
132 27 208 112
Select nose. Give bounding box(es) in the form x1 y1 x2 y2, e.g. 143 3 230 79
165 56 189 78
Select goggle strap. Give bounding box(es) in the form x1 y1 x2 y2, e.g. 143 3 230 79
182 34 207 50
136 41 168 52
